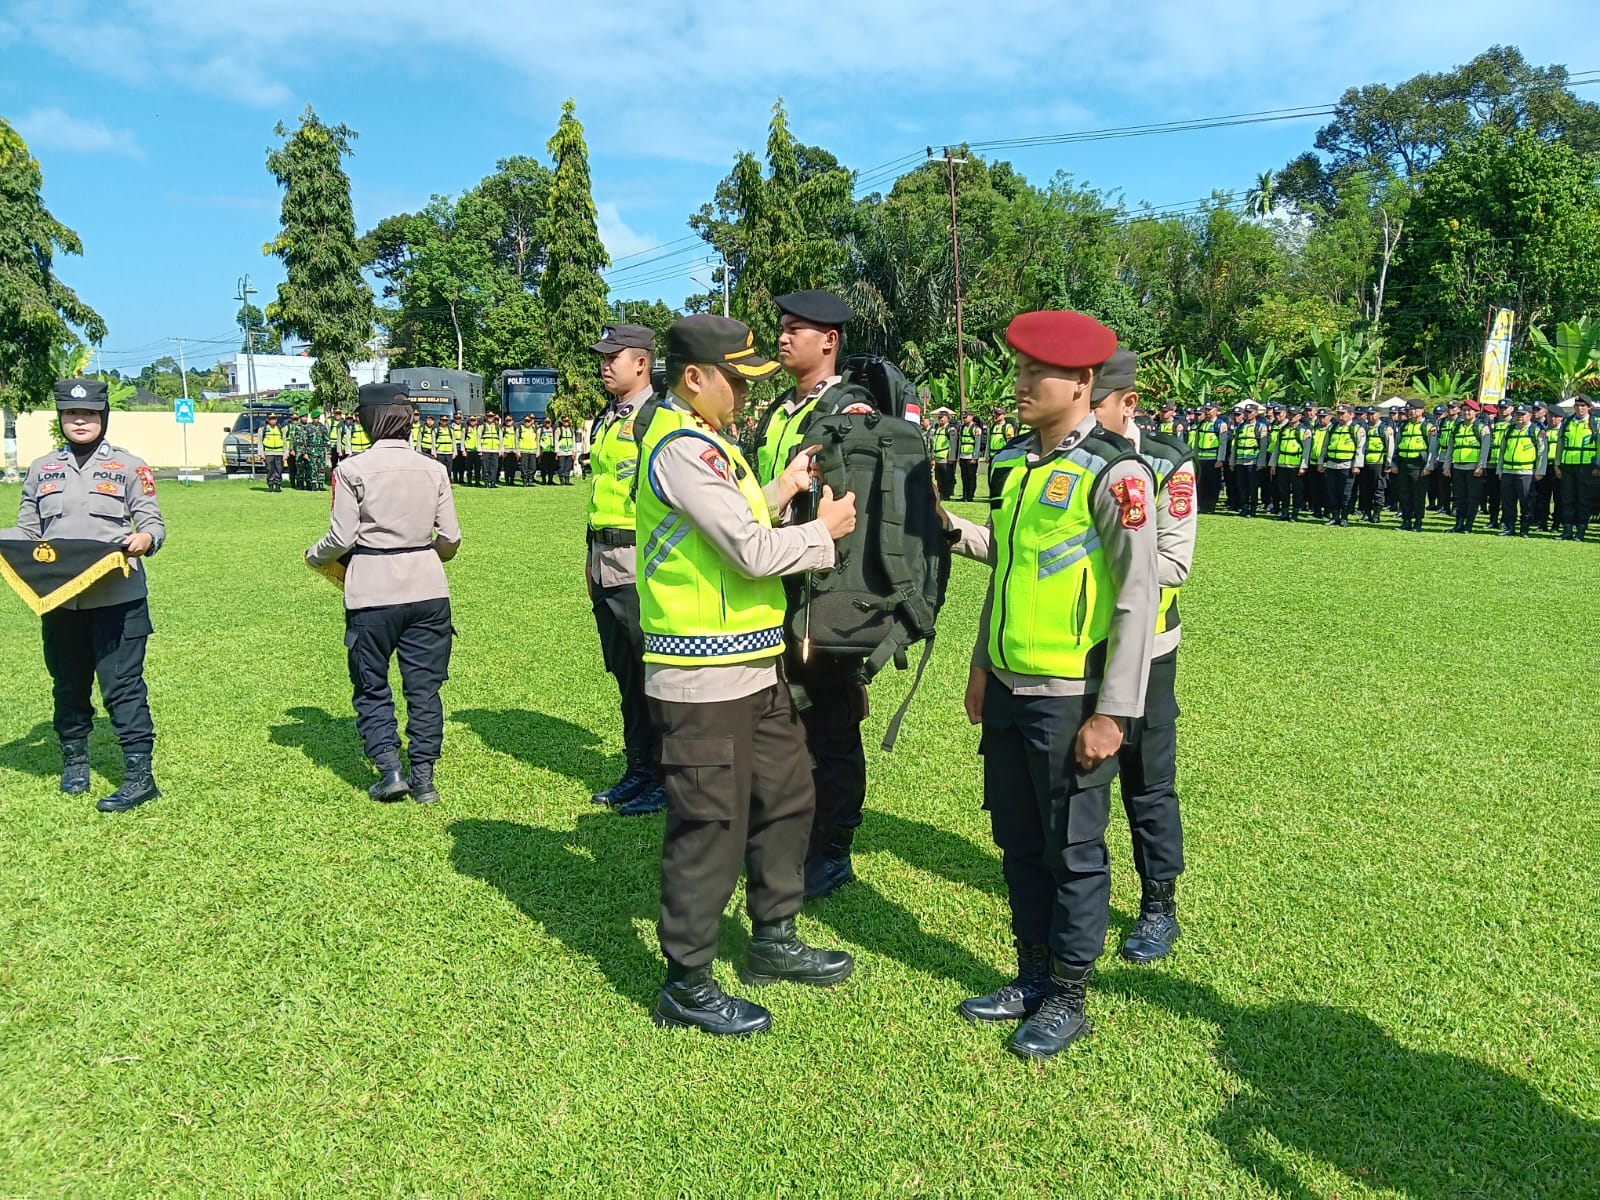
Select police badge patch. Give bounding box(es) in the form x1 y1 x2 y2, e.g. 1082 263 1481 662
1111 476 1148 529
1166 469 1196 518
1038 470 1077 509
136 466 157 496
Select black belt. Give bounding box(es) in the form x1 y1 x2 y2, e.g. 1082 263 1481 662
588 528 636 547
348 545 433 556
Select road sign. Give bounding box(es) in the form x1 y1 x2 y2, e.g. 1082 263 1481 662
174 399 195 425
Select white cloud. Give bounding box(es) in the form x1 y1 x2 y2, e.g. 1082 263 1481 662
10 106 142 156
596 202 659 263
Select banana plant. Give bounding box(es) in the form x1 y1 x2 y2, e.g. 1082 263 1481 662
1524 318 1600 401
1291 329 1376 409
1217 341 1286 407
1145 348 1220 409
1417 369 1473 403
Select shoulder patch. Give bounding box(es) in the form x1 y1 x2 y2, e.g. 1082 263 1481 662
1110 475 1148 529
698 447 731 481
136 465 157 496
1166 469 1195 519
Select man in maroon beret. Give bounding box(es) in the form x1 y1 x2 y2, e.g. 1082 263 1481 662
937 310 1160 1060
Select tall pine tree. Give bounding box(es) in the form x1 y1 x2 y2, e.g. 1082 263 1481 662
265 108 373 414
0 118 105 480
539 99 611 416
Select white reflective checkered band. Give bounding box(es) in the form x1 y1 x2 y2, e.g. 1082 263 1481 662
644 627 784 659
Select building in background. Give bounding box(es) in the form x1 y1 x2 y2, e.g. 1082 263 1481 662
223 352 385 397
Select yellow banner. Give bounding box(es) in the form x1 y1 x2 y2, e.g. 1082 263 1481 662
1477 307 1515 406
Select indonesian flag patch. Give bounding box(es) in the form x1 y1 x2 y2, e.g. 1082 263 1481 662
1111 476 1148 529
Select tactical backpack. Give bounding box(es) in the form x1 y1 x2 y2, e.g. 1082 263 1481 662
787 406 951 750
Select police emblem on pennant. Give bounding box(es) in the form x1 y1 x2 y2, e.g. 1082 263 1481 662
1166 469 1196 518
32 542 57 564
1111 476 1148 529
1039 470 1076 509
70 384 87 399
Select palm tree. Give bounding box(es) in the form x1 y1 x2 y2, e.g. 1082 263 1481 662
1247 170 1275 218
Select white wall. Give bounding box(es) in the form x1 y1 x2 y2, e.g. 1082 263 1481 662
12 410 240 468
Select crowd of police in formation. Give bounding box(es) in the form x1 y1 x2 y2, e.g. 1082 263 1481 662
256 410 588 492
32 285 1592 1064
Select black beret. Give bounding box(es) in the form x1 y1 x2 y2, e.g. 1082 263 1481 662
1090 348 1137 397
358 382 410 408
54 378 108 411
591 323 656 354
665 314 780 379
774 290 857 327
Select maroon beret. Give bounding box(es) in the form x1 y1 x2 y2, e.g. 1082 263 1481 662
1005 310 1118 370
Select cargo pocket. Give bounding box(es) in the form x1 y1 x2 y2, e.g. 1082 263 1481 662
122 604 154 639
659 735 738 822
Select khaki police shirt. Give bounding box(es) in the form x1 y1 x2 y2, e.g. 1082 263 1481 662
642 408 836 705
16 442 166 609
587 383 652 589
944 413 1159 718
1126 424 1196 659
306 438 461 610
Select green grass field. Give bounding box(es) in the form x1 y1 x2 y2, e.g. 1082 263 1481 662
1 478 1596 1198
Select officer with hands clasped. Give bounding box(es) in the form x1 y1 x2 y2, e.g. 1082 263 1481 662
638 314 857 1038
12 379 167 811
940 312 1160 1060
306 382 462 805
586 322 668 816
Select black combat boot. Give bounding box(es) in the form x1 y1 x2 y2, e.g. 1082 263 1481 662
60 739 90 795
593 760 653 807
653 963 771 1036
617 780 667 816
803 823 857 900
368 749 410 802
1121 878 1181 964
1010 961 1093 1060
409 762 440 805
97 753 160 813
958 940 1051 1022
743 917 854 987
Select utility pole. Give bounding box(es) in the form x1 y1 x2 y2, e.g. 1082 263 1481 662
934 147 970 413
175 337 190 401
235 275 258 401
721 253 731 318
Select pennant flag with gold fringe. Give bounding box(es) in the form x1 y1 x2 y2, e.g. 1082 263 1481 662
308 551 352 592
0 536 131 615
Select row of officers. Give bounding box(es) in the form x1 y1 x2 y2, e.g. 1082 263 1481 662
256 411 586 491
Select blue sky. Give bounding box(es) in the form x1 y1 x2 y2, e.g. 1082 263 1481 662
4 0 1599 375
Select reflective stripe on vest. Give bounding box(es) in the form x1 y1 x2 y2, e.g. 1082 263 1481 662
1397 421 1428 458
478 426 500 451
1452 423 1484 466
1559 418 1596 465
1276 428 1306 466
1364 426 1386 463
1501 427 1537 471
261 428 286 451
757 394 821 486
1233 424 1261 458
556 431 575 454
988 438 1128 678
959 428 978 456
637 402 786 666
1325 425 1358 463
1190 425 1219 460
588 410 638 532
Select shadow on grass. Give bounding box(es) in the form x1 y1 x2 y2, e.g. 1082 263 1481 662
453 708 623 795
1113 972 1600 1199
268 706 371 790
865 809 1005 900
0 719 123 782
447 814 670 1009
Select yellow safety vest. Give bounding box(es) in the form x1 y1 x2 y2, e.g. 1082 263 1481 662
589 409 639 532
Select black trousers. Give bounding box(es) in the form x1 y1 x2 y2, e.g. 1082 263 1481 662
959 460 979 501
520 452 538 486
1233 464 1258 515
1394 462 1426 528
1500 474 1535 533
652 684 814 970
1358 464 1385 518
41 598 155 756
502 454 519 485
480 452 499 488
265 454 284 491
591 579 653 765
1118 650 1183 884
1559 464 1593 533
558 455 574 482
785 647 869 835
1325 468 1355 520
1274 467 1304 518
1450 470 1481 530
1533 470 1556 527
345 598 453 765
466 450 481 485
1483 470 1502 526
935 461 957 501
980 677 1112 968
1196 459 1222 512
539 450 558 484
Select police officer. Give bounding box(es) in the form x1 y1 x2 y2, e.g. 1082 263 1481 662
930 411 958 499
463 416 482 486
1554 395 1596 540
1268 406 1310 521
518 415 540 486
14 378 167 811
639 314 857 1037
586 323 667 815
1428 402 1458 512
556 417 577 483
1317 403 1365 526
258 413 288 492
1358 406 1393 524
432 415 458 478
1087 354 1195 964
1530 399 1559 530
1392 400 1437 532
1228 402 1266 517
538 417 558 484
751 290 874 898
957 411 982 501
1482 400 1507 529
987 409 1019 495
1444 402 1492 533
478 411 501 489
940 311 1160 1059
306 382 462 804
1190 402 1225 513
1497 406 1546 537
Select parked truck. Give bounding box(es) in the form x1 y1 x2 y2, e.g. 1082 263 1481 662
498 368 558 421
388 368 485 420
